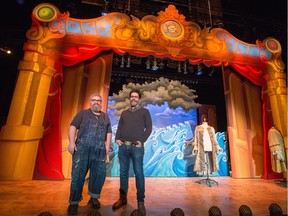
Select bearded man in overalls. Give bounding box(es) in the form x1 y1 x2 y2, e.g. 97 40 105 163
67 93 112 215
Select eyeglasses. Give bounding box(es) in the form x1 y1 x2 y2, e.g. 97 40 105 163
91 99 102 103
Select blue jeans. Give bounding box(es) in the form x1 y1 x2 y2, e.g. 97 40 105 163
118 144 145 202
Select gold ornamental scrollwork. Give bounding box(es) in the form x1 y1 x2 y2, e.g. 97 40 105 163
260 37 285 82
114 14 157 42
154 5 204 48
26 3 67 44
264 38 285 73
201 28 226 53
114 4 204 50
114 15 145 41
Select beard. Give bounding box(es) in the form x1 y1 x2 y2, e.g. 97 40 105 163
130 100 138 107
91 105 102 112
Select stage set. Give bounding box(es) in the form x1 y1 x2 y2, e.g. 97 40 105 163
0 3 287 216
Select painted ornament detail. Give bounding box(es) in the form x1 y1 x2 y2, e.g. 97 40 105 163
161 20 183 39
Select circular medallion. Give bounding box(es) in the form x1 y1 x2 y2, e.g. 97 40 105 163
161 20 183 40
265 38 281 53
33 3 58 22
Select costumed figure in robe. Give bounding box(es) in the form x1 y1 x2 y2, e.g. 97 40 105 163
268 125 287 186
192 119 222 175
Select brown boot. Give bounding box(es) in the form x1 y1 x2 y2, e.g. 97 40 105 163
138 202 146 216
112 189 127 210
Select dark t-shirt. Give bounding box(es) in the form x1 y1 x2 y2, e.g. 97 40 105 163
71 109 112 139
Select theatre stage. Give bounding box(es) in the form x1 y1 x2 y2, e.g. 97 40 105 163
0 177 287 216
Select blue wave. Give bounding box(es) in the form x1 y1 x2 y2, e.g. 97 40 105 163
107 121 229 177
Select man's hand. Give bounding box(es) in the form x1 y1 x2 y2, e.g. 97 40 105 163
106 146 110 154
135 141 142 148
116 140 123 146
68 142 77 155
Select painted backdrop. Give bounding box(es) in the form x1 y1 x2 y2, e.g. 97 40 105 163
106 101 228 177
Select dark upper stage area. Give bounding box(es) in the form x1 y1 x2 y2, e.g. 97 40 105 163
0 0 286 125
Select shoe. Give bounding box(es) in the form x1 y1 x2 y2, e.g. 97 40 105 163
112 191 127 210
88 198 101 209
67 204 78 215
138 202 146 216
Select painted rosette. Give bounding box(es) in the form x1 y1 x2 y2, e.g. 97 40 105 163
32 3 59 22
265 38 281 54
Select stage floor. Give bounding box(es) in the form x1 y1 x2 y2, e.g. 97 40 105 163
0 177 287 216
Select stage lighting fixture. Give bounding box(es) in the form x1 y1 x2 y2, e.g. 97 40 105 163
113 56 119 65
158 59 164 69
145 57 151 69
177 62 182 73
151 58 158 71
197 64 203 75
170 207 185 216
126 55 131 68
101 11 108 16
208 206 222 216
209 67 216 77
183 61 188 74
188 65 195 74
0 47 12 54
269 203 283 216
120 56 125 68
101 0 109 16
239 204 252 216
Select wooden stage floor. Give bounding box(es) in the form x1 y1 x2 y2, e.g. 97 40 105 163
0 177 287 216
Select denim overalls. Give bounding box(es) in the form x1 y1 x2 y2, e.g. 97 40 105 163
69 114 107 204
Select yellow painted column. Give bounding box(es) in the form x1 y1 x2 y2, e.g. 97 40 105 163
262 39 287 146
0 43 56 180
266 72 287 138
264 45 287 179
265 70 287 163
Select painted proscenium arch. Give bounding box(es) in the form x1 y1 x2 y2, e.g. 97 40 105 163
28 3 271 66
28 3 286 126
28 3 282 84
0 2 286 181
